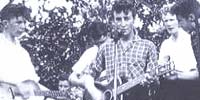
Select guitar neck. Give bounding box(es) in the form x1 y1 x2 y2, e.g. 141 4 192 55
117 75 145 95
116 65 172 95
34 90 68 97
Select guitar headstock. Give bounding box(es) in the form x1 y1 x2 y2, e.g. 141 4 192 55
156 61 175 78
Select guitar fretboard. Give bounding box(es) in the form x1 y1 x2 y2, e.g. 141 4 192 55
34 90 69 97
117 75 145 94
116 66 172 95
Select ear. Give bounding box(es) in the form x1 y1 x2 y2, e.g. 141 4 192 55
188 14 195 22
2 20 9 29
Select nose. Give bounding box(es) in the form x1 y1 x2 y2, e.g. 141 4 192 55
59 86 65 91
20 23 26 28
164 21 172 28
198 18 200 25
121 19 126 27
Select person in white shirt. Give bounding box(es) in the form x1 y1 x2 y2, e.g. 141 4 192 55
69 21 108 84
159 3 199 80
158 3 200 100
0 3 47 100
68 21 108 100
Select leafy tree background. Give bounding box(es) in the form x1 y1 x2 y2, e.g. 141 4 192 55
2 0 176 89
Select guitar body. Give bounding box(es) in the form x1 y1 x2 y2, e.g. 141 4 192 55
98 79 123 100
79 74 123 100
71 64 172 100
0 80 70 100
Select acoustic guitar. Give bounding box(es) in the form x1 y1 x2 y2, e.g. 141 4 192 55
80 63 174 100
0 80 70 100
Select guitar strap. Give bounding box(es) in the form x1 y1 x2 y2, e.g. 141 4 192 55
9 87 15 100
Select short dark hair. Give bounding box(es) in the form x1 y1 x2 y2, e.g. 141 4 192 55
171 0 200 19
59 73 69 81
160 3 176 17
88 21 107 40
0 3 32 21
112 0 136 18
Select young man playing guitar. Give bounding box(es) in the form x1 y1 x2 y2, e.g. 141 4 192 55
0 3 48 100
158 1 200 100
69 21 108 100
70 1 159 100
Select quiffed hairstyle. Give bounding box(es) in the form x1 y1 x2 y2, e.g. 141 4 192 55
0 3 31 21
112 0 136 18
171 0 200 19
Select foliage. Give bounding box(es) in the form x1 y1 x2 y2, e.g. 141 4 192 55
21 7 88 89
18 0 173 89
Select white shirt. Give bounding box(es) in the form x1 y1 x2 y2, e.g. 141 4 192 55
0 34 40 84
72 45 99 74
159 28 197 72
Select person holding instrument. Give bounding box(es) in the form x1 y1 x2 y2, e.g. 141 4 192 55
158 2 200 100
80 1 159 100
0 3 48 100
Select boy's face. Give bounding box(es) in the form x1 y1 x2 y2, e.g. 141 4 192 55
195 8 200 31
58 80 70 91
6 16 26 37
177 8 200 32
177 15 195 32
162 13 179 35
113 10 134 37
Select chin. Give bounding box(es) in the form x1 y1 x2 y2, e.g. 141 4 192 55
122 31 130 36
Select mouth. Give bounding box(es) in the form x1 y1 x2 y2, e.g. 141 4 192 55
16 30 24 35
167 27 174 31
119 29 127 33
18 28 25 33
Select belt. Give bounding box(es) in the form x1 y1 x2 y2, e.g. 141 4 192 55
176 68 198 72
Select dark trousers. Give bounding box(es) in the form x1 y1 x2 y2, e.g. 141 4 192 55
158 79 200 100
123 82 160 100
123 84 149 100
121 77 159 100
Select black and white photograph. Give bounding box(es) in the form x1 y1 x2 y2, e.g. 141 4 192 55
0 0 200 100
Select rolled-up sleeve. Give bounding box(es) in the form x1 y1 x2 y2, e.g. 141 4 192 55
83 45 105 78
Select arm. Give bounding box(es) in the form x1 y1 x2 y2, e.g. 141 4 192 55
78 46 105 100
146 42 158 76
69 46 105 86
83 45 105 79
69 46 99 86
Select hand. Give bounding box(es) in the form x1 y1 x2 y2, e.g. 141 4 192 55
81 75 103 100
68 72 85 86
163 70 178 80
140 73 154 86
82 74 95 89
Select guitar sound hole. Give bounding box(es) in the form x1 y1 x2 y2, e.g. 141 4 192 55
103 90 112 100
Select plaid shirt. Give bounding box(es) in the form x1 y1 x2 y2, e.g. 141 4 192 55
84 36 158 80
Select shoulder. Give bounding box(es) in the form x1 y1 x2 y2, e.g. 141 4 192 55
84 46 98 54
99 38 115 49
